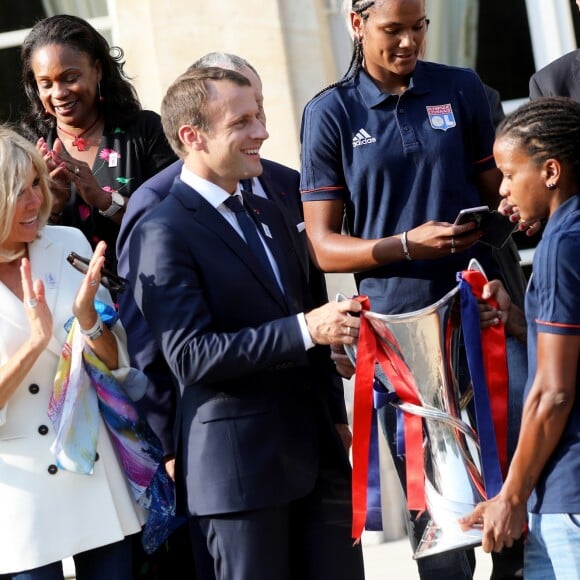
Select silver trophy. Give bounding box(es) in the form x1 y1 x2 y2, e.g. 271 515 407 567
342 261 488 559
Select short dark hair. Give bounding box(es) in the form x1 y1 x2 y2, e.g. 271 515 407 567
20 14 141 140
497 96 580 184
160 67 250 158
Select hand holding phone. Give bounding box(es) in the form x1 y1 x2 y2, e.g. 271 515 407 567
454 205 490 228
67 252 128 294
454 206 517 248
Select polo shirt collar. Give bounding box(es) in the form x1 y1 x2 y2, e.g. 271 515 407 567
356 60 431 108
543 194 580 236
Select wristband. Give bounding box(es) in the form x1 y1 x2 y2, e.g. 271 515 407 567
79 315 104 340
401 231 412 261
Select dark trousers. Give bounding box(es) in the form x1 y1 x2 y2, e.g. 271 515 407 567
198 495 364 580
131 522 199 580
195 407 364 580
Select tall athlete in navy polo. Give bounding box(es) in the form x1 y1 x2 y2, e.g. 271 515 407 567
301 57 501 314
299 1 523 579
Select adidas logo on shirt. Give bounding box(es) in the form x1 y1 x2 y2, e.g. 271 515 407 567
352 128 377 148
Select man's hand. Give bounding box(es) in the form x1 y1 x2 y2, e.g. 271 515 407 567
305 299 362 345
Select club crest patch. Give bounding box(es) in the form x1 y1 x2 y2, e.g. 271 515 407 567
426 104 456 131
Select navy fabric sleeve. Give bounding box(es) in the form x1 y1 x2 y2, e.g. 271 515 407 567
535 232 580 335
300 93 348 202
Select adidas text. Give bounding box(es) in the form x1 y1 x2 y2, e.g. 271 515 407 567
352 128 377 148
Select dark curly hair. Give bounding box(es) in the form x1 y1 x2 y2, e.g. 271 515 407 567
20 14 141 140
497 96 580 185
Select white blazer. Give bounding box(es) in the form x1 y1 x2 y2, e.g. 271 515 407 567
0 226 144 574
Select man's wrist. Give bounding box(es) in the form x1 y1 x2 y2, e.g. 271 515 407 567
297 313 315 350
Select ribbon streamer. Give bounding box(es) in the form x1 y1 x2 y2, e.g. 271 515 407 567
350 271 509 540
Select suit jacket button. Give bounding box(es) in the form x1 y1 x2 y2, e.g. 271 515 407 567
28 383 40 394
47 464 58 475
38 425 49 436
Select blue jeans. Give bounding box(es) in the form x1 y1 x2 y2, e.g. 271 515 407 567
10 536 134 580
525 513 580 579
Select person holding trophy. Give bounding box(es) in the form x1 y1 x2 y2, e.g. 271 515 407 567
461 97 580 579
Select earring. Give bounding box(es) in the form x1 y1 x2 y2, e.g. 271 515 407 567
547 182 556 190
97 82 104 103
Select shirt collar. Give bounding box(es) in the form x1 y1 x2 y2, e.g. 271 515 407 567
543 194 580 237
180 165 242 209
356 60 431 109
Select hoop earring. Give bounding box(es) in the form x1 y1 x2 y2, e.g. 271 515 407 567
547 182 556 190
97 82 104 103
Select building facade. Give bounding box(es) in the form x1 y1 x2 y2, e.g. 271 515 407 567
1 0 579 169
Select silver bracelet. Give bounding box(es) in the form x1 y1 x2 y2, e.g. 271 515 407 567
79 316 104 340
401 231 412 261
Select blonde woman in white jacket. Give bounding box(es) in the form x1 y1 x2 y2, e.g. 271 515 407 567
0 127 144 579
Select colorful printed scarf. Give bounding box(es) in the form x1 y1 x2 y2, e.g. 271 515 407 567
49 316 183 553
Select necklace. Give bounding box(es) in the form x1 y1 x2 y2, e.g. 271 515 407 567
57 117 101 152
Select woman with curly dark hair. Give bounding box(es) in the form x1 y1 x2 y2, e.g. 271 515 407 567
20 14 176 278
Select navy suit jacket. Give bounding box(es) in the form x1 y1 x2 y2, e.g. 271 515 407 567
127 178 341 515
117 159 345 457
529 49 580 100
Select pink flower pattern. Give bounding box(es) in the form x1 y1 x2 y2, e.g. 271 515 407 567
99 148 122 163
78 204 91 221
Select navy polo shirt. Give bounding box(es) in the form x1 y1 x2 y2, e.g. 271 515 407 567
300 60 501 314
525 194 580 514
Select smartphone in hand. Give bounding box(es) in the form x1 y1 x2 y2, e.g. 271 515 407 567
454 205 490 227
454 206 517 248
66 252 128 294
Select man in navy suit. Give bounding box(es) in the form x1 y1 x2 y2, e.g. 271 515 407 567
117 53 348 463
117 55 354 578
126 67 365 580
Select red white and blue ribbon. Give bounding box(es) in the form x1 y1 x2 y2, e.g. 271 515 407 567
350 270 509 541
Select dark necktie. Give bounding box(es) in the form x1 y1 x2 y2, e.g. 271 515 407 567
223 195 279 288
239 178 253 193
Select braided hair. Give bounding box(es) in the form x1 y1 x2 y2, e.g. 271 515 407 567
312 0 376 99
497 96 580 185
20 14 141 141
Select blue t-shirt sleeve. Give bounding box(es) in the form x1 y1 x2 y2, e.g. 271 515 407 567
463 70 497 173
536 233 580 335
299 95 347 202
